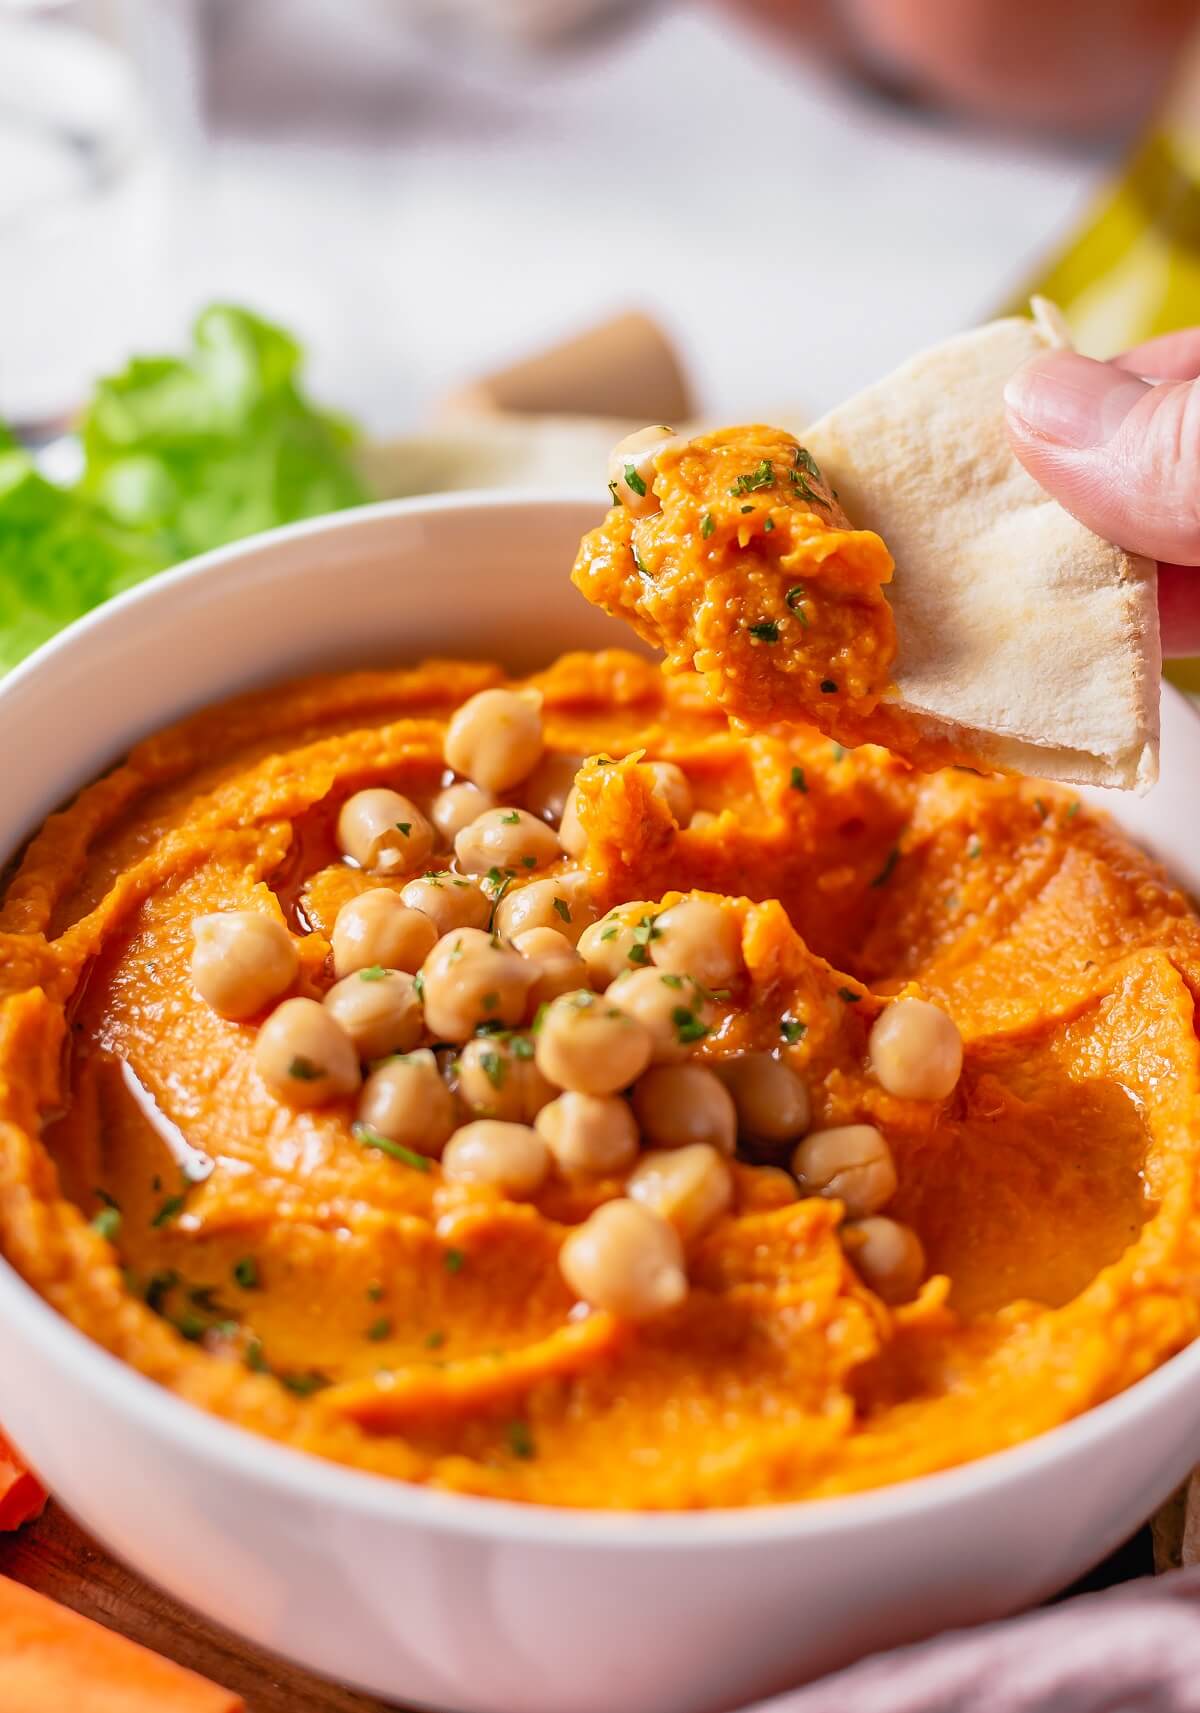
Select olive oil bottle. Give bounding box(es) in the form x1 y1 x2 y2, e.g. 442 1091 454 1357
1003 34 1200 689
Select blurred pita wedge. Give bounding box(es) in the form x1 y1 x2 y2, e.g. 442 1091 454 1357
805 301 1160 792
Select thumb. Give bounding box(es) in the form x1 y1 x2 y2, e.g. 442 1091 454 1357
1004 350 1200 565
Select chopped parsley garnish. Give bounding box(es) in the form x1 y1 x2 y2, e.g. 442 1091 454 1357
632 540 650 577
837 987 861 1004
1067 800 1081 819
830 743 846 762
784 585 810 626
358 965 387 982
701 512 715 539
413 971 425 1000
91 1206 121 1242
506 1420 536 1460
395 822 412 837
790 766 807 793
600 925 619 942
151 1191 186 1228
608 479 620 506
627 913 660 965
367 1281 385 1301
793 446 822 482
672 1007 710 1045
1034 798 1048 821
966 836 982 859
623 462 647 498
287 1055 323 1082
366 1316 392 1342
553 897 572 924
819 680 838 695
425 1329 447 1350
764 516 775 532
501 810 521 824
480 1050 506 1089
510 1035 534 1060
352 1120 432 1172
729 459 774 496
444 1247 466 1274
747 620 780 644
659 973 684 989
870 847 900 888
740 504 754 514
233 1257 260 1291
481 990 500 1011
245 1340 271 1374
780 1015 807 1044
280 1369 331 1398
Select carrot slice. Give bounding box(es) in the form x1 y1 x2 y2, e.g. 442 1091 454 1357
0 1576 244 1712
0 1432 44 1531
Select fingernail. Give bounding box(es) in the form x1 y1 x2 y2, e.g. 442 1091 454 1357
1003 352 1149 450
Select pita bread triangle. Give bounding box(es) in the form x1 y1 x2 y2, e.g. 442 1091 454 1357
803 302 1160 792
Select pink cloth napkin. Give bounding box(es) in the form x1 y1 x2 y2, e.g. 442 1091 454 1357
751 1568 1200 1712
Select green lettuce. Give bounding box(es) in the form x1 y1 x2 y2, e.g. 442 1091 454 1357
0 306 371 673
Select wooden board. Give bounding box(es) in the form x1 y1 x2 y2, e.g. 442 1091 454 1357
0 1503 405 1712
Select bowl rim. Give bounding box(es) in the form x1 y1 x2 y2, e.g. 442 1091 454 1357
2 486 1198 1548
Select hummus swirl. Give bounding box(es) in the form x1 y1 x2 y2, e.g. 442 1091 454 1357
1 650 1199 1508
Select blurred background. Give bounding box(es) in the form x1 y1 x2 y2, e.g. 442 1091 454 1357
5 0 1200 436
4 0 1200 677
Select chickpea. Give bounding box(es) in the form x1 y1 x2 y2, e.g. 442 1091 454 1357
456 1033 555 1123
650 899 743 991
646 760 693 828
522 751 583 826
494 870 596 945
869 999 963 1102
606 968 713 1065
631 1064 737 1155
190 910 298 1020
606 425 677 519
627 1144 733 1241
689 810 719 831
534 990 653 1096
577 903 658 987
455 807 561 878
400 871 490 938
512 927 589 1011
337 789 434 876
557 784 587 859
255 997 360 1108
535 1091 638 1177
792 1125 897 1220
843 1217 926 1305
559 1198 686 1319
444 687 544 794
323 968 423 1061
432 780 497 845
358 1050 455 1156
716 1053 810 1146
441 1119 549 1198
419 928 533 1043
331 888 438 979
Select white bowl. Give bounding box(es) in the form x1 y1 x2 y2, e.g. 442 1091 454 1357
1 492 1199 1713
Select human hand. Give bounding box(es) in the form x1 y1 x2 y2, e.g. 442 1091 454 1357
1004 332 1200 657
723 0 1200 134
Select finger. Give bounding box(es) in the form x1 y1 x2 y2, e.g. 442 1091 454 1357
1004 350 1200 566
1158 563 1200 657
1112 328 1200 381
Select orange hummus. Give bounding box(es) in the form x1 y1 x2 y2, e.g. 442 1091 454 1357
574 426 899 744
2 650 1200 1508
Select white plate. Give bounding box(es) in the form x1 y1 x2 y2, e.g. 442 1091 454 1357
0 492 1198 1713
